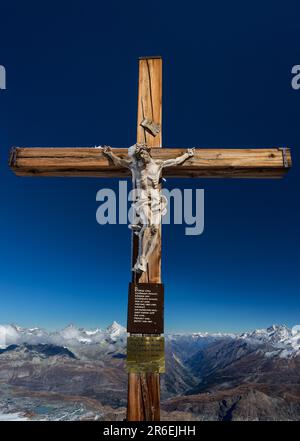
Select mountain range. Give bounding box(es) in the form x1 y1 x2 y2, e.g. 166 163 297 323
0 322 300 420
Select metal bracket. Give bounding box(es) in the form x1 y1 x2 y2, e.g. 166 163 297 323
140 118 161 137
8 148 17 168
139 56 162 60
280 148 289 168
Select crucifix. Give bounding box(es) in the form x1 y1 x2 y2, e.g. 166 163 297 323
9 56 291 421
102 143 195 273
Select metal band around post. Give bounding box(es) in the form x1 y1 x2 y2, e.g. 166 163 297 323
280 148 289 168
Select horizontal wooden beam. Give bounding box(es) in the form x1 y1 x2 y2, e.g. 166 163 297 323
9 147 291 178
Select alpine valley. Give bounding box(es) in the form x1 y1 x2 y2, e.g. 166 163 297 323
0 322 300 421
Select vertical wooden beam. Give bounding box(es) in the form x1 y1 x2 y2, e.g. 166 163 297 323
127 56 162 421
135 56 162 284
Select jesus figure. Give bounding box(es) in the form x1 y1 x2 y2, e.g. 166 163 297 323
102 144 194 273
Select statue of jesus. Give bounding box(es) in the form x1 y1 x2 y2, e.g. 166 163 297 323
102 144 194 273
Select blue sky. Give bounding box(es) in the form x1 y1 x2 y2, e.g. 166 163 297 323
0 0 299 333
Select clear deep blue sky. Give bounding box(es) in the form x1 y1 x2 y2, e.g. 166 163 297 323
0 1 299 333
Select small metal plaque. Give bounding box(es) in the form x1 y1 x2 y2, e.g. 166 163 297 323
126 336 165 373
127 283 164 334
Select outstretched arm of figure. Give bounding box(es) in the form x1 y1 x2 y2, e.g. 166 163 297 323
101 146 131 168
162 148 195 168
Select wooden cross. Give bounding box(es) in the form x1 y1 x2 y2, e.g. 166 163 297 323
9 56 291 421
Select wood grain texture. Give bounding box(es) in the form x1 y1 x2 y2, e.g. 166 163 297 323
127 373 160 421
136 57 162 285
127 57 163 422
9 147 291 178
137 57 162 147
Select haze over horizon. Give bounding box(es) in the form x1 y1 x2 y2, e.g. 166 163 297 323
1 320 300 339
1 321 300 336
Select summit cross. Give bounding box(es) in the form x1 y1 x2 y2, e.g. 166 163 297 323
9 56 291 421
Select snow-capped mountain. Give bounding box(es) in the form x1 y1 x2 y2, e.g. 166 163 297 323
240 324 300 357
1 323 300 421
106 321 127 339
240 324 291 343
1 322 300 357
0 322 127 349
